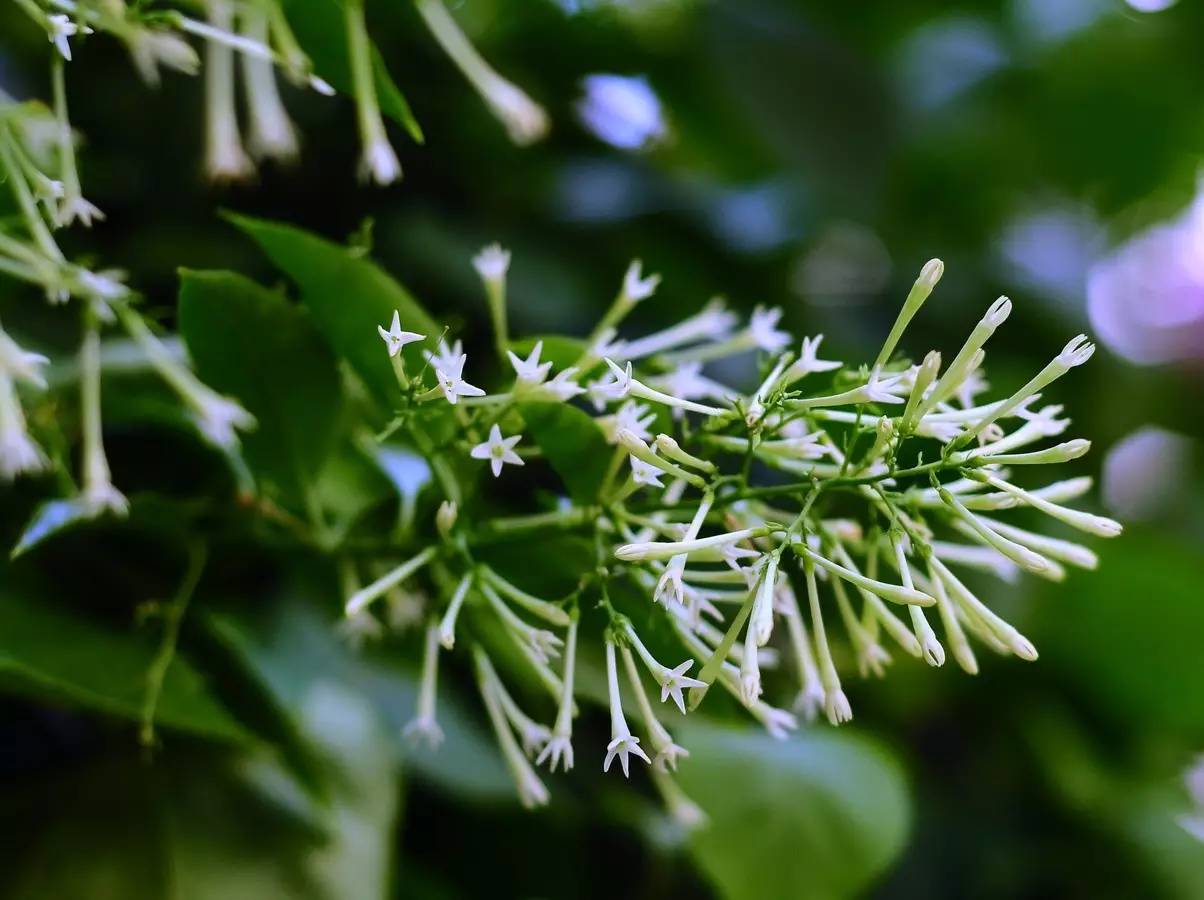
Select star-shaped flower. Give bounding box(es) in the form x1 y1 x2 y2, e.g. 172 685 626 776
473 243 511 282
622 259 661 303
506 340 552 385
658 660 706 715
598 401 656 445
470 424 524 477
604 732 651 778
629 455 664 488
426 337 464 371
536 734 574 773
789 334 841 379
47 14 92 62
433 353 486 405
377 311 425 358
543 367 586 401
749 305 791 352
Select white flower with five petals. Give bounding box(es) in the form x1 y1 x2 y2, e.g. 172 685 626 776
433 354 486 405
377 311 425 358
470 424 524 477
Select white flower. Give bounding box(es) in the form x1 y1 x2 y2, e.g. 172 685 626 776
750 701 798 740
47 14 92 62
1056 334 1096 369
629 455 664 488
128 29 200 84
377 311 425 358
506 340 552 385
433 353 486 405
76 269 126 299
402 713 444 750
542 367 586 401
0 423 48 481
651 362 732 403
599 359 634 401
59 195 106 229
599 401 656 445
337 609 383 650
537 733 573 772
470 424 524 477
193 390 256 450
0 336 50 388
483 78 549 146
82 480 129 517
860 371 908 404
360 136 401 186
473 243 511 283
426 337 464 371
622 259 661 303
657 659 705 715
787 335 841 380
749 306 791 352
603 641 651 778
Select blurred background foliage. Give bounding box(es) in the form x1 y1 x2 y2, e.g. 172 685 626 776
1 0 1203 897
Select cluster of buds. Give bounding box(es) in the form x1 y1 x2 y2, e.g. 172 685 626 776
353 247 1118 821
11 0 546 187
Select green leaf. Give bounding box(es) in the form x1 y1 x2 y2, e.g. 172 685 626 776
207 586 513 802
677 722 911 900
1033 529 1204 732
519 401 614 504
0 585 252 745
178 269 343 503
226 213 437 406
281 0 423 143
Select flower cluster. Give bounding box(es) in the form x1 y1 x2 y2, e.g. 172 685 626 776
352 247 1119 820
11 0 547 187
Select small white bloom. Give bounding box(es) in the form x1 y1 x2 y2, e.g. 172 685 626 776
622 259 661 303
657 659 705 715
542 367 586 401
59 195 106 229
537 734 574 773
603 641 651 778
599 358 634 400
473 243 511 283
337 609 383 650
433 353 486 405
629 455 664 488
749 306 791 353
788 335 841 380
470 424 524 477
1056 334 1096 369
360 136 402 186
193 391 256 449
483 78 549 146
598 401 656 445
750 701 798 740
377 311 425 358
426 337 464 371
651 362 733 405
128 30 200 84
0 337 50 389
82 480 129 517
860 371 908 404
47 14 92 62
0 424 48 481
507 340 552 385
402 713 444 750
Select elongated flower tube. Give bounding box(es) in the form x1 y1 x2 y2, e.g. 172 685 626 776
603 638 651 777
937 486 1054 575
402 620 445 750
617 528 767 563
965 470 1122 538
203 0 255 181
436 572 474 649
620 645 689 772
473 645 549 809
537 612 577 772
345 547 437 615
802 556 851 725
873 258 943 372
918 297 1012 420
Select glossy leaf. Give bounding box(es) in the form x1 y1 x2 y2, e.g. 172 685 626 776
677 722 911 900
519 401 613 504
0 585 252 745
178 269 343 503
227 213 437 406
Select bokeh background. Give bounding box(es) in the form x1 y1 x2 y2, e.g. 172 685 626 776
2 0 1203 897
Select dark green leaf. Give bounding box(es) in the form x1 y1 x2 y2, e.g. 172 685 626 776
677 722 911 900
0 586 252 745
178 268 343 503
226 213 437 406
519 401 613 504
282 0 423 142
